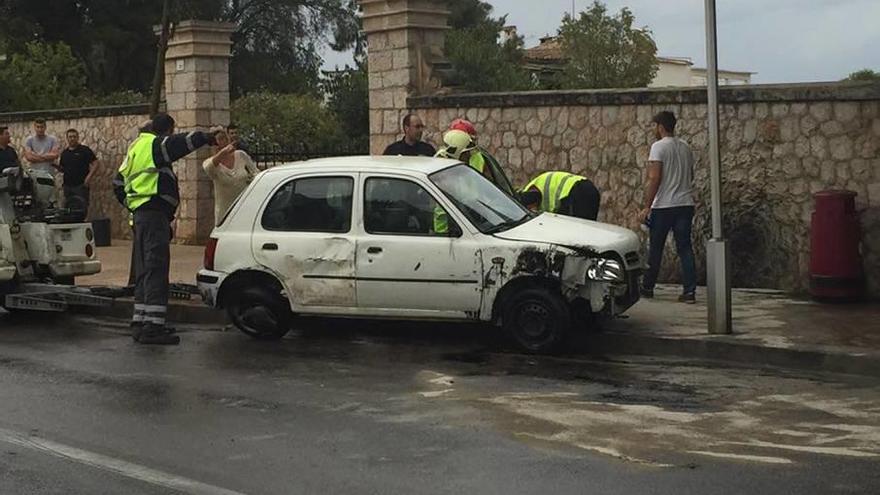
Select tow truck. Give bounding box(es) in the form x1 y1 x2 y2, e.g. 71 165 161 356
0 165 111 312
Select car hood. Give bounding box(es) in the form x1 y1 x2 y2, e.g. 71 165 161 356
493 213 641 255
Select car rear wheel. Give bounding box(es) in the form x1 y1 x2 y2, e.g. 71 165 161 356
502 287 570 354
227 285 291 340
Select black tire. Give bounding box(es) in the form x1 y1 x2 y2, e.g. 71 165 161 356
226 285 292 340
502 287 571 354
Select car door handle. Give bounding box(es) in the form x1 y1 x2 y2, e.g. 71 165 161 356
366 246 383 254
262 243 278 251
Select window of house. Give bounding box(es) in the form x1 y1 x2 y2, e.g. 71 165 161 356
261 176 353 232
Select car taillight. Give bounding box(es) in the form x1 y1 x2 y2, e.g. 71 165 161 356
204 237 218 271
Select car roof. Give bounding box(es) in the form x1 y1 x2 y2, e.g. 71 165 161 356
262 155 463 176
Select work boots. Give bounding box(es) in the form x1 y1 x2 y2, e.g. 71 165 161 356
135 323 180 345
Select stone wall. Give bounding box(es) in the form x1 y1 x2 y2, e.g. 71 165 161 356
409 82 880 296
0 105 150 239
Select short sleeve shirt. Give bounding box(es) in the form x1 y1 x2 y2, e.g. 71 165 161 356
0 145 19 169
60 145 97 186
25 134 59 172
383 139 436 157
648 137 695 209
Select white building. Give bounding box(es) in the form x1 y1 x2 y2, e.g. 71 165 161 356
521 35 755 87
651 56 753 87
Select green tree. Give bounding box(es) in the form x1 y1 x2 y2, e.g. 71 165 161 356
0 41 87 110
444 0 532 92
0 0 360 98
558 1 658 89
321 64 370 152
231 92 342 149
844 69 880 82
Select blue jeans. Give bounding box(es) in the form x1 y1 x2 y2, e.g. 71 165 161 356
643 206 697 295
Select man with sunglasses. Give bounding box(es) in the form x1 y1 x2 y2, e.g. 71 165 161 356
383 113 436 157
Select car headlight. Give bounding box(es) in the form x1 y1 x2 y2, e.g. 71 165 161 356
586 258 624 282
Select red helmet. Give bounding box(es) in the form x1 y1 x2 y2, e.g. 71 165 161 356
449 118 477 138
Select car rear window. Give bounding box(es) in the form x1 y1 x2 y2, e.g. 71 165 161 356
261 176 353 233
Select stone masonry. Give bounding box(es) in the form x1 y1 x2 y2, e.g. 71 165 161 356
0 105 150 240
162 20 235 243
408 83 880 295
360 0 450 155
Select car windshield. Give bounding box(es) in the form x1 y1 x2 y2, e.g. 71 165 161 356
430 164 533 234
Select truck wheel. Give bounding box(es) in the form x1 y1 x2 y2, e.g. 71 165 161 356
227 285 291 341
502 287 571 353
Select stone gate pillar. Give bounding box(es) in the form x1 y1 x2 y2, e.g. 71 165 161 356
359 0 450 155
161 20 235 243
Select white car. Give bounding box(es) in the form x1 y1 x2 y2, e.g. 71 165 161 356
198 156 644 353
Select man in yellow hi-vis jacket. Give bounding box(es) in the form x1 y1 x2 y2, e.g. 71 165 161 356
114 113 215 345
519 171 601 221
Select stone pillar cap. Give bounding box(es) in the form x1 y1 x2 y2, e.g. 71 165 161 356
157 19 237 60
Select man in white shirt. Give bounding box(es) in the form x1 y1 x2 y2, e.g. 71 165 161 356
639 111 697 303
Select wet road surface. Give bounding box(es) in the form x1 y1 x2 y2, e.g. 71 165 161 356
0 312 878 494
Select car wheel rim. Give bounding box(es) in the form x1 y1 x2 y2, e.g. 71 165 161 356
517 301 552 341
238 304 278 335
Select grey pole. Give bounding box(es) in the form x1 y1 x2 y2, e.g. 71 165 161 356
704 0 732 334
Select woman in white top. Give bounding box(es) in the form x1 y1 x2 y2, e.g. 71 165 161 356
203 128 258 224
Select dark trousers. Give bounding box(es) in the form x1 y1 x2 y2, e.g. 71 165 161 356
559 179 600 221
132 208 171 326
63 184 89 222
643 206 697 295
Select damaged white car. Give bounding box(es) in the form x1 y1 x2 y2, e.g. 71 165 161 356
198 156 644 353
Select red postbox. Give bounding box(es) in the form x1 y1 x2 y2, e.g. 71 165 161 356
809 190 865 300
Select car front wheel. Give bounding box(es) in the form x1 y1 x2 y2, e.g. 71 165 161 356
502 287 571 354
227 285 292 340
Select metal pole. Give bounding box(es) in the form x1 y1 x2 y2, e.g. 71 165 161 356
704 0 732 334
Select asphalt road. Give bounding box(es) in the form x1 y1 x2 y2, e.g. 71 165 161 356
0 312 878 494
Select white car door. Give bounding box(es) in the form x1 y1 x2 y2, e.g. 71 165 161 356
252 173 358 311
355 174 483 318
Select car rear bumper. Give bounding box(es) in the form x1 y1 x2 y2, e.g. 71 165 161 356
50 260 101 278
197 269 226 308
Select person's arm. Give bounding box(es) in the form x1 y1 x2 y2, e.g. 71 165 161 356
153 131 215 167
640 161 662 221
44 138 61 161
239 151 259 179
22 138 39 162
84 154 98 186
203 144 236 181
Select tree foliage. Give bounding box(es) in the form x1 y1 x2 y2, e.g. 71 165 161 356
0 41 86 110
444 0 533 92
321 65 370 152
231 92 342 149
844 69 880 82
558 1 658 89
0 0 360 98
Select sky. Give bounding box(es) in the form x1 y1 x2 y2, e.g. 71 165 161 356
322 0 879 83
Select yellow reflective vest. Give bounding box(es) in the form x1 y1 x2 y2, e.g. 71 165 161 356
521 171 586 213
117 133 176 211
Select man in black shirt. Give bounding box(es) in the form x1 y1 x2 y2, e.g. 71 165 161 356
0 126 20 169
59 128 98 220
382 113 436 157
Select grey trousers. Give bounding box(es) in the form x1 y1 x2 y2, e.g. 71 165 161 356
132 208 171 326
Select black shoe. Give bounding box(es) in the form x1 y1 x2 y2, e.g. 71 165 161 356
130 322 144 342
137 323 180 345
678 292 696 304
640 287 654 299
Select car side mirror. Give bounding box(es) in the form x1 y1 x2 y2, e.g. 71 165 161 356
447 221 463 238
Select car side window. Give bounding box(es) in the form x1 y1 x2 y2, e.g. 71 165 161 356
364 177 455 236
262 176 353 233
